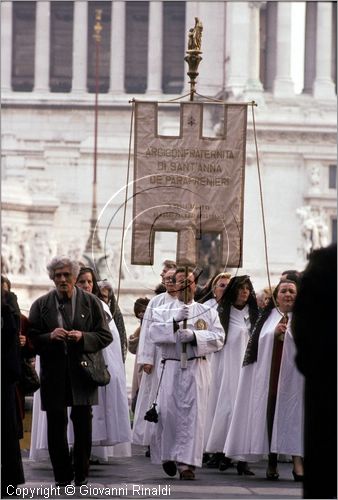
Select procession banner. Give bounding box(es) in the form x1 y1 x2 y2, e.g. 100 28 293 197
131 101 247 267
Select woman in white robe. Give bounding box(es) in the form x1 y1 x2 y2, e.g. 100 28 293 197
132 269 177 448
75 268 131 459
224 279 304 481
204 276 258 474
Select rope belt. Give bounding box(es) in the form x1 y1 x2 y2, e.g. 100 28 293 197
161 356 206 364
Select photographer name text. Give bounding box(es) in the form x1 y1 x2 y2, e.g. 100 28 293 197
7 484 172 498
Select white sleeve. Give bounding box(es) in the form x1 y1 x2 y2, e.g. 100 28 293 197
149 309 177 345
193 310 225 356
136 304 156 365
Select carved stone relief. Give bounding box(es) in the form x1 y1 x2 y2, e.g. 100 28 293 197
296 205 329 259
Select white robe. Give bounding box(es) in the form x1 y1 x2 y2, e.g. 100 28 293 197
90 302 132 459
149 300 225 467
203 297 218 310
204 304 251 452
224 309 304 461
132 292 176 446
30 302 132 461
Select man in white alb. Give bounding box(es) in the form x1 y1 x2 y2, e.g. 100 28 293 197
149 267 225 480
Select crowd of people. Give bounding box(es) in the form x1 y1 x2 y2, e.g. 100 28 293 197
1 246 336 498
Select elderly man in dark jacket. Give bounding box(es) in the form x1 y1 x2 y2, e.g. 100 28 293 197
28 257 112 487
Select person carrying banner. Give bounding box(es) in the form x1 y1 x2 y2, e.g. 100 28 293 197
148 267 224 480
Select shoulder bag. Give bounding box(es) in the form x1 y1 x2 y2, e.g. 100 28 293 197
20 357 40 395
79 350 111 387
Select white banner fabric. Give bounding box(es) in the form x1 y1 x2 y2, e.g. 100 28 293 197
131 101 247 267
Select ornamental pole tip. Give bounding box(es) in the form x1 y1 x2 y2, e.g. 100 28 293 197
93 9 103 43
185 18 203 101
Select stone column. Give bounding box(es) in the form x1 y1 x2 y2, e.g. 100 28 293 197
303 2 317 94
264 2 277 91
146 2 163 94
34 1 50 93
109 1 125 94
225 2 250 97
272 2 294 97
196 2 225 96
246 2 264 94
72 2 88 93
1 2 12 92
313 2 336 99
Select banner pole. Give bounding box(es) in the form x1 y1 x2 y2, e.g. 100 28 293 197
180 265 189 369
180 18 204 368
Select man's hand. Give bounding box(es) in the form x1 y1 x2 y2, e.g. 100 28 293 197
174 304 189 323
50 328 69 341
143 364 153 374
67 330 83 343
178 329 195 343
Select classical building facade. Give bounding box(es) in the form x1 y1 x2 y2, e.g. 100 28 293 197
1 1 337 322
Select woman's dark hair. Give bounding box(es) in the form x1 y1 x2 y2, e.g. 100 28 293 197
134 297 150 318
1 275 11 291
76 266 100 296
218 275 258 344
196 274 217 304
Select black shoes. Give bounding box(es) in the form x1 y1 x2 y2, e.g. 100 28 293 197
219 456 233 471
162 461 177 477
292 470 304 482
266 468 279 480
237 461 255 476
74 478 88 487
55 480 72 487
55 473 74 487
55 477 88 487
206 452 224 468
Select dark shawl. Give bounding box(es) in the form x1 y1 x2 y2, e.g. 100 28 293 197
243 279 297 366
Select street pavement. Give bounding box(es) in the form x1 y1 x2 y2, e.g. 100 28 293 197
9 446 303 500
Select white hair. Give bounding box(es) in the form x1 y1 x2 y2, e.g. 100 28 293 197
46 256 80 280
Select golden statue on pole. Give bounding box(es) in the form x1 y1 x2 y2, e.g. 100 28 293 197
185 17 203 101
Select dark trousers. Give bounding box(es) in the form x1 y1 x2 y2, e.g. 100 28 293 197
46 406 92 482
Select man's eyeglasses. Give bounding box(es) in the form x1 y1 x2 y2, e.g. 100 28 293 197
164 278 175 283
54 272 72 279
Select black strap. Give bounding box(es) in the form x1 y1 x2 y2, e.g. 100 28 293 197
161 356 206 364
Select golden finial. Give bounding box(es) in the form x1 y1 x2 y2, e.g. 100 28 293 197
93 9 103 43
184 18 203 101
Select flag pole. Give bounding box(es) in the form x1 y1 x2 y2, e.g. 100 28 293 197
180 18 204 369
84 9 103 265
